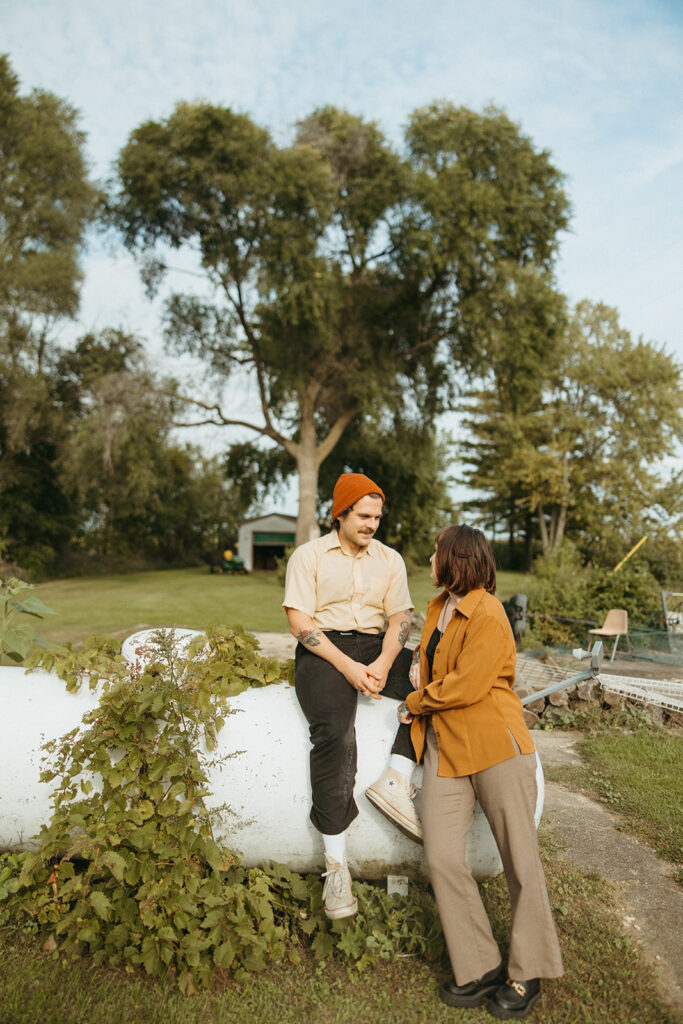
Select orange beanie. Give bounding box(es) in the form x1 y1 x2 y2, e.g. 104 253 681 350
332 473 385 520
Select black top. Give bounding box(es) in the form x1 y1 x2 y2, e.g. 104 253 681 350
425 625 442 681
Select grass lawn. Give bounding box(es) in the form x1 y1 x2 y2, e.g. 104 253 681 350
4 569 681 1021
35 567 288 645
547 728 683 879
32 567 529 647
0 839 678 1024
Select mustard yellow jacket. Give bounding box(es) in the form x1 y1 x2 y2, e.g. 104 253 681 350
405 588 534 777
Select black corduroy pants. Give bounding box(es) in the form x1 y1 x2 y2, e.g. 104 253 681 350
294 630 415 835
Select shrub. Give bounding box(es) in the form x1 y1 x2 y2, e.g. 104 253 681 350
0 577 55 663
524 542 664 648
524 543 595 646
1 627 444 990
275 544 294 587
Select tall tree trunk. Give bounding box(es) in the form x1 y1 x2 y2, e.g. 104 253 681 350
537 502 550 555
295 405 321 546
552 453 570 550
553 504 568 549
508 505 515 569
291 389 358 547
524 513 534 571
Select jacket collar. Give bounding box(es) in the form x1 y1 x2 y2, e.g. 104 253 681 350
426 588 487 628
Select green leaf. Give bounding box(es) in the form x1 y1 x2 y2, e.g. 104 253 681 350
213 939 234 968
13 595 57 618
178 971 198 996
141 938 161 976
101 850 128 882
89 891 112 921
312 929 336 959
108 923 130 949
142 719 158 740
0 626 33 658
148 758 167 782
204 841 226 874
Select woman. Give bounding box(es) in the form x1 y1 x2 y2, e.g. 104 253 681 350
399 525 563 1020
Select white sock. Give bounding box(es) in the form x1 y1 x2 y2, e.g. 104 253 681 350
389 754 416 778
322 831 347 863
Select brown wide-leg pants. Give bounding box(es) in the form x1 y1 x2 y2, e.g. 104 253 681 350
421 726 564 984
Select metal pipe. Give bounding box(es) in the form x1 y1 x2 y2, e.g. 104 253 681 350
520 641 604 707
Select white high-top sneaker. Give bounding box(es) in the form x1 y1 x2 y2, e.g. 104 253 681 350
322 854 358 920
365 767 423 842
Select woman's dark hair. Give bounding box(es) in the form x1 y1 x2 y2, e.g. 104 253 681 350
433 524 496 596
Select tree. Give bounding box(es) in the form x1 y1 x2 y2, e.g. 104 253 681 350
0 56 98 573
0 55 98 368
0 363 77 574
109 101 569 545
457 267 568 566
316 413 456 560
56 330 247 564
462 301 683 562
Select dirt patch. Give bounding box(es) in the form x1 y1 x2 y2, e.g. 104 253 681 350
252 631 297 660
600 654 683 683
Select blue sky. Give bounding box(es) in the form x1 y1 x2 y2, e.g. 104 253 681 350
3 0 682 496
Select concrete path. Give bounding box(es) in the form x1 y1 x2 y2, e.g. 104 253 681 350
534 730 683 1013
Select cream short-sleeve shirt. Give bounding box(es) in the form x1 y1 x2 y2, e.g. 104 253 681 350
282 532 413 633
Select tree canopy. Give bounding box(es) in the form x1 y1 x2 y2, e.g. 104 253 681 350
460 300 683 567
109 100 570 544
0 55 98 368
0 61 255 576
3 56 678 584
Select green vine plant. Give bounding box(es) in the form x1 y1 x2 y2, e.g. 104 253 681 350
0 626 444 993
0 577 55 663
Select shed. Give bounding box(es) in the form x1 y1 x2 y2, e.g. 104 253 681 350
237 513 297 571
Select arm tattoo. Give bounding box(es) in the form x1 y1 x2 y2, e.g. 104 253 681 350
296 628 323 649
411 646 421 665
397 618 410 647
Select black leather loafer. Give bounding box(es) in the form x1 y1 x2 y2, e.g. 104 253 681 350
438 963 506 1007
487 978 541 1019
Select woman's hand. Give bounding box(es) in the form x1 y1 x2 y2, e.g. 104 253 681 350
409 646 421 689
397 701 413 725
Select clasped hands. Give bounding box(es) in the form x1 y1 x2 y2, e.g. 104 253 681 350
343 656 389 699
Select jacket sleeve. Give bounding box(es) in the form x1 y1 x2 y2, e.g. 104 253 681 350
405 613 510 715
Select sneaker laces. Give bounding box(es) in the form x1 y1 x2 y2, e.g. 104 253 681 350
322 864 346 898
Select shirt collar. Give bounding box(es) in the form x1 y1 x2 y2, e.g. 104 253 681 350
323 531 376 557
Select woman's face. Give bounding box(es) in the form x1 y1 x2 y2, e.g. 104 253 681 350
429 545 438 582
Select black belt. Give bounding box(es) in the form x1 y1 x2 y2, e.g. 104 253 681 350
323 629 383 637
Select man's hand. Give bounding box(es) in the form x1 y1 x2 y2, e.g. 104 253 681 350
343 660 383 699
364 656 391 692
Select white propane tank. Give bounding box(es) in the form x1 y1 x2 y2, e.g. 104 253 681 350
0 629 544 881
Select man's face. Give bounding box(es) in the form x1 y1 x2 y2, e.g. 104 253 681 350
338 495 383 551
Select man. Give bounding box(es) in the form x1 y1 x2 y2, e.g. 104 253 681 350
283 472 421 920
